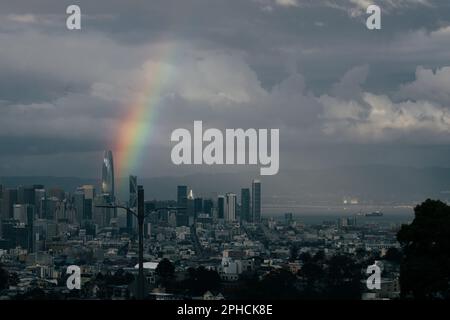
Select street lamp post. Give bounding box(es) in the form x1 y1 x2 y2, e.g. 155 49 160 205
137 185 145 299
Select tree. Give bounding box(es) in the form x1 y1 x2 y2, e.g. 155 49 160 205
324 255 362 299
181 266 221 296
298 252 312 263
384 247 402 263
397 199 450 299
313 250 325 262
0 266 9 290
155 258 175 286
258 269 299 299
301 261 324 287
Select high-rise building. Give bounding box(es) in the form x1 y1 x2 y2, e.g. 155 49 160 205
129 176 138 209
101 150 115 202
80 185 95 200
34 189 46 219
177 185 188 208
217 195 225 220
73 191 85 225
84 199 93 220
187 189 195 221
13 204 28 224
241 188 250 222
252 180 261 222
203 199 213 216
93 194 113 228
48 187 65 200
225 193 237 222
194 197 203 217
41 197 58 220
285 212 293 225
76 185 95 222
1 188 18 220
128 175 138 232
18 186 35 205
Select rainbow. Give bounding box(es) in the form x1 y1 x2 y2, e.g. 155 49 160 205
114 43 174 182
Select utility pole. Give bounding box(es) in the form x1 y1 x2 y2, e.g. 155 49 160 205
96 187 184 300
96 188 147 300
137 185 145 300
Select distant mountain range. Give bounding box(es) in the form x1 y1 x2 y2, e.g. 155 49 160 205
2 165 450 205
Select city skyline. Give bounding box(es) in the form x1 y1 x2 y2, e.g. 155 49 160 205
1 0 450 302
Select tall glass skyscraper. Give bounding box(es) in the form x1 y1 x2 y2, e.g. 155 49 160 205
217 195 225 219
226 193 237 222
252 179 261 222
128 175 138 232
101 150 115 202
177 185 188 225
177 185 188 208
129 175 138 209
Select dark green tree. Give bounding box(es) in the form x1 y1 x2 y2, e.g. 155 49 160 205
384 247 402 263
181 266 221 296
155 258 175 286
258 269 299 299
397 199 450 299
301 261 324 288
0 266 9 290
324 255 362 299
298 252 312 263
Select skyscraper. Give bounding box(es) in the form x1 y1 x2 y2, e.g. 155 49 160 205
1 188 18 220
177 185 188 208
77 185 95 222
129 176 138 209
252 180 261 222
217 195 225 220
34 189 46 219
241 188 250 222
225 193 237 222
128 175 138 232
194 197 203 217
17 186 35 205
80 185 95 200
73 191 85 225
101 150 115 202
203 199 213 216
187 189 195 221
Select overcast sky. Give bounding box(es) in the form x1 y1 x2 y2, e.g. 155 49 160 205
1 0 450 179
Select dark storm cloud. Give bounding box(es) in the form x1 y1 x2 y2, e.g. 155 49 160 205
1 0 450 177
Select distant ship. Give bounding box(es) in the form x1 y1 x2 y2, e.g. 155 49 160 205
365 211 383 217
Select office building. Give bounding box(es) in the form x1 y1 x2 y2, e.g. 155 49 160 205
251 180 261 222
177 185 188 208
203 199 213 216
101 150 115 202
194 197 203 217
17 186 35 205
226 193 237 222
217 195 225 220
128 175 138 232
1 188 18 220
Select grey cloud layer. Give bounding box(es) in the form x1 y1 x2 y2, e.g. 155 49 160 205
0 0 450 177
